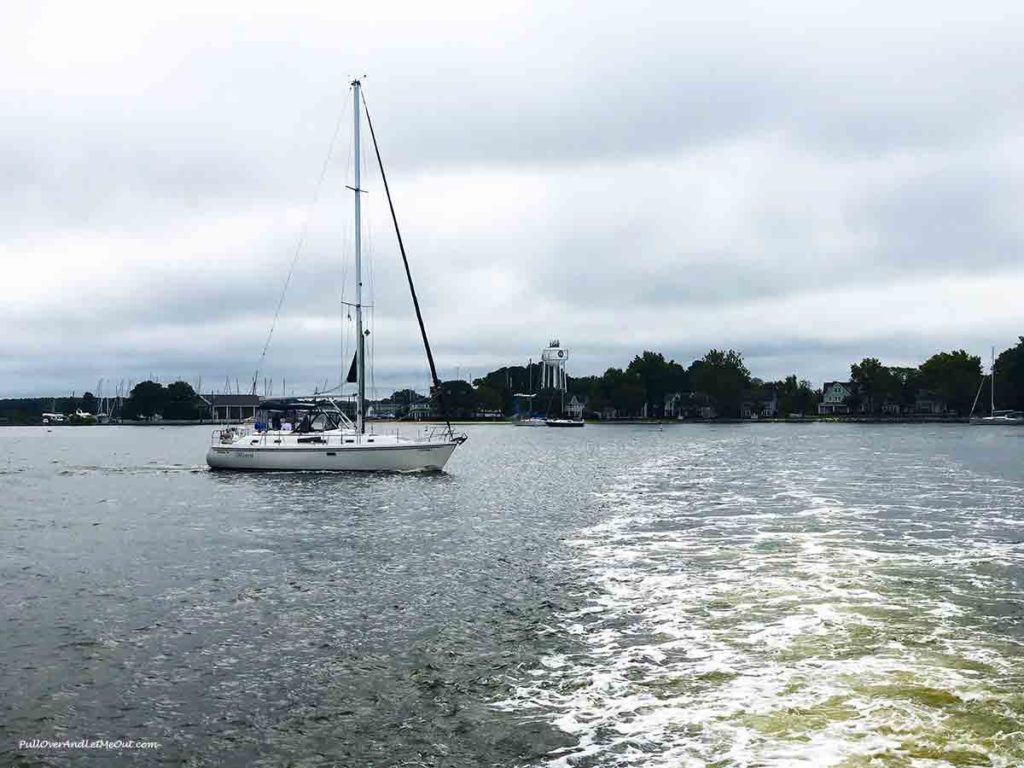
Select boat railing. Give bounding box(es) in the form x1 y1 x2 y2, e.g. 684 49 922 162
212 426 252 445
423 424 467 443
211 424 464 447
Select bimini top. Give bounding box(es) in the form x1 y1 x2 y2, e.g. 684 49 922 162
258 397 342 413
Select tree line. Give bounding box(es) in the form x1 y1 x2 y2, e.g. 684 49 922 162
0 393 103 425
0 381 208 424
4 338 1023 424
465 349 816 419
119 381 205 420
431 337 1024 419
846 340 1024 416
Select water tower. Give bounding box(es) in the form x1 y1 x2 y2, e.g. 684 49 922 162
541 339 568 391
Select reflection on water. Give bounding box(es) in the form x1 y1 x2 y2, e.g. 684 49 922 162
1 424 1023 766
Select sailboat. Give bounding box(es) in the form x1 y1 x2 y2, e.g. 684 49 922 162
970 347 1023 425
512 364 545 426
207 79 467 471
545 374 584 427
512 392 546 427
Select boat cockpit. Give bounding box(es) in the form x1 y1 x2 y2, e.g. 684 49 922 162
254 398 353 434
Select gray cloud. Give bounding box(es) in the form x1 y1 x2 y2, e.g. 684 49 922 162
3 1 1024 396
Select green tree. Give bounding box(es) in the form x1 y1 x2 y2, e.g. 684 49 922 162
890 367 921 412
745 378 773 417
567 374 599 402
385 389 425 417
850 358 900 414
610 372 645 416
994 337 1024 412
474 384 505 413
164 381 201 420
124 381 167 420
438 380 476 418
626 351 688 417
689 349 751 417
80 392 98 414
776 375 819 415
386 388 421 403
919 350 982 415
586 367 644 416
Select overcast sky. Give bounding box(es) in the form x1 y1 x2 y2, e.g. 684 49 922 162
3 1 1023 397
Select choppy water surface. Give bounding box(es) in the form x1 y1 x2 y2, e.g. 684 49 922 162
2 424 1023 766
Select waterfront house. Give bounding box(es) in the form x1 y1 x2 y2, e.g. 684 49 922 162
742 385 779 419
204 394 260 422
409 402 437 420
566 395 585 419
664 393 682 419
665 392 716 419
367 402 401 419
818 382 854 415
914 391 946 415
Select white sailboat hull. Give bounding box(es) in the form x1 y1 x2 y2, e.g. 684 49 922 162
207 441 459 472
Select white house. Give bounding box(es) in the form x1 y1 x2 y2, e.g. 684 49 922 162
566 395 585 419
409 402 437 420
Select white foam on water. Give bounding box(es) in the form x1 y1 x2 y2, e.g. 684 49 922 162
495 442 1024 767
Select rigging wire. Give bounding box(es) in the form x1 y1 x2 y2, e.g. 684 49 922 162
339 100 355 393
362 125 378 409
360 87 453 435
249 93 350 395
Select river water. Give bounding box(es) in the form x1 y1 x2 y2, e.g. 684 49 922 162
2 424 1023 766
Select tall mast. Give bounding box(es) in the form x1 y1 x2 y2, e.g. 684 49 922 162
353 79 366 434
991 346 996 416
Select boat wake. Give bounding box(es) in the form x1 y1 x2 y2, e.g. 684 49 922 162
495 441 1024 766
56 463 206 475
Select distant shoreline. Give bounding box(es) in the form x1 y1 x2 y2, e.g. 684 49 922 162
2 416 979 427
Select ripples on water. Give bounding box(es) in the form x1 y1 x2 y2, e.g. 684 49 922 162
2 425 1023 767
497 429 1024 767
1 425 608 766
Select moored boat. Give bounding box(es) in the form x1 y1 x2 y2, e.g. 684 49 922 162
970 410 1024 425
969 348 1024 425
513 416 547 427
545 418 585 428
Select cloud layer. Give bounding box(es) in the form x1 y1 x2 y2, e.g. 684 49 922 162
3 1 1023 396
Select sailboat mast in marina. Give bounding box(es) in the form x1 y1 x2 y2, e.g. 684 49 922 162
970 345 1024 425
207 79 467 470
